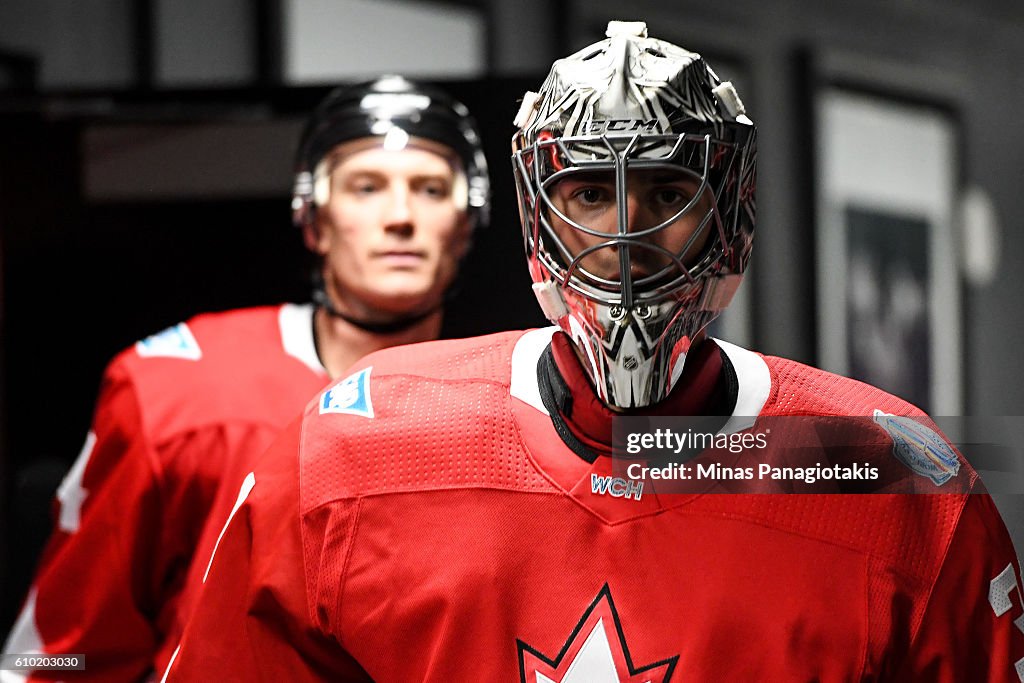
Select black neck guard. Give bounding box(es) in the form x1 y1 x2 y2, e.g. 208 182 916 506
536 340 740 463
312 286 440 335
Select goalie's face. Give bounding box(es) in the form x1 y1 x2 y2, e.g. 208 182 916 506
545 168 715 288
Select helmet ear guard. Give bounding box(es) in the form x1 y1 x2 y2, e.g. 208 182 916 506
291 171 316 228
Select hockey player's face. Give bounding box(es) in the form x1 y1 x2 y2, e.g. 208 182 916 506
546 168 713 282
313 141 469 318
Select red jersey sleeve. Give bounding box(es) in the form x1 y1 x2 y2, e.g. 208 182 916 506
3 361 166 682
897 488 1024 681
163 418 368 682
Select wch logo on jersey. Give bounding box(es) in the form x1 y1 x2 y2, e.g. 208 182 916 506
591 474 643 501
320 367 374 418
517 584 677 683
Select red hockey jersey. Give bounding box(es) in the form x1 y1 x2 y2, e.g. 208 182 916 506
3 304 329 682
165 328 1024 682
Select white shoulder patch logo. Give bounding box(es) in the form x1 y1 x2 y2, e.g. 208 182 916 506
135 323 202 360
319 366 374 418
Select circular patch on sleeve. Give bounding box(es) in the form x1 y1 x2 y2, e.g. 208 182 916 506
872 409 960 486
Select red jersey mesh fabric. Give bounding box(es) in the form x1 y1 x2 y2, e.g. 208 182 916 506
300 332 553 511
163 334 1024 680
733 354 974 672
345 329 523 382
762 354 922 418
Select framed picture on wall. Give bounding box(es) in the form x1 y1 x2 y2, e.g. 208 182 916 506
814 86 962 414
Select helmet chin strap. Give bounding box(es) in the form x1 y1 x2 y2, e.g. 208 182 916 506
312 284 440 335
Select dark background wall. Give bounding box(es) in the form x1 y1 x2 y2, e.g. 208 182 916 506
2 0 1023 638
0 79 547 634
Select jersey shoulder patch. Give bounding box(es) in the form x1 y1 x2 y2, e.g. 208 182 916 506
872 409 961 486
319 366 374 418
134 322 202 360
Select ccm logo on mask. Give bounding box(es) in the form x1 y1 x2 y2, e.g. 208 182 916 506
587 119 659 134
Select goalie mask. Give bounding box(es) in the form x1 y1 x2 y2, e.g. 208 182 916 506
512 21 757 408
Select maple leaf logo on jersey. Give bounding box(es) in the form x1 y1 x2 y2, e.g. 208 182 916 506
517 585 678 683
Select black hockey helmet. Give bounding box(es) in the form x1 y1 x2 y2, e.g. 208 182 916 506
291 75 490 229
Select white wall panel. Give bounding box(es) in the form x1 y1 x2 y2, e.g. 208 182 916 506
282 0 484 83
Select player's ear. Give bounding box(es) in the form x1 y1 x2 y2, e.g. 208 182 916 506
452 213 473 261
302 217 328 255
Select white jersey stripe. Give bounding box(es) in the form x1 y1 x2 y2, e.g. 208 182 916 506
158 644 180 683
714 338 772 433
203 472 256 583
510 327 558 415
278 303 326 375
0 588 44 683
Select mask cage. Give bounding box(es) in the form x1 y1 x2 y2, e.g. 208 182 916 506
513 131 743 310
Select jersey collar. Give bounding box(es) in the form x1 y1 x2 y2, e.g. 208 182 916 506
510 327 771 425
278 303 329 375
537 332 731 462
